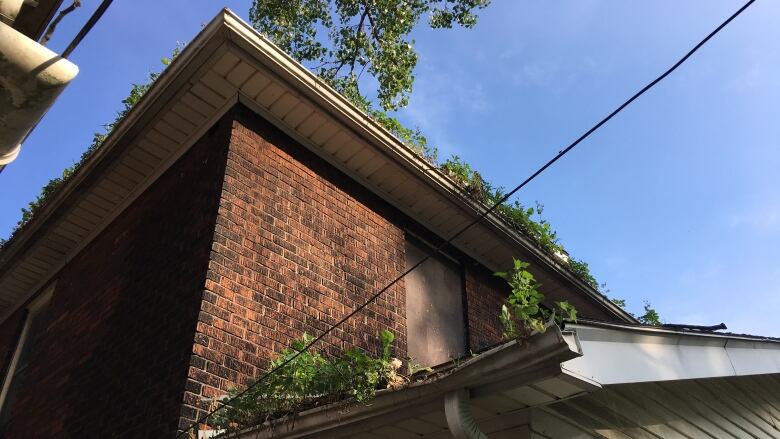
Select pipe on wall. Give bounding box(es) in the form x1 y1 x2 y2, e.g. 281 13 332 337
0 20 78 165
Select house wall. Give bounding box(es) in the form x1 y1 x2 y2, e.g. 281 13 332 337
181 106 410 428
0 113 232 438
180 106 526 429
465 264 510 352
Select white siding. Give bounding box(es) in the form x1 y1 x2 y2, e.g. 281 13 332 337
533 375 780 439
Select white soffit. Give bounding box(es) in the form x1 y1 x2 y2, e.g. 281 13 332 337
562 322 780 385
0 9 632 324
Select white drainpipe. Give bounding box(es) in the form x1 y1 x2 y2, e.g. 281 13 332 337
0 0 26 25
444 389 488 439
0 18 78 165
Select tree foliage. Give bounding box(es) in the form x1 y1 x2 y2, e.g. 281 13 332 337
250 0 490 110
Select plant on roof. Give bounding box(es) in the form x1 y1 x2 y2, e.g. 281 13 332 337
211 330 404 435
638 301 661 326
611 298 662 326
495 258 577 339
250 0 491 111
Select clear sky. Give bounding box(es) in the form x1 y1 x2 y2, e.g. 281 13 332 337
2 1 778 335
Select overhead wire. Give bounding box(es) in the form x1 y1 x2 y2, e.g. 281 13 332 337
178 0 756 435
61 0 113 58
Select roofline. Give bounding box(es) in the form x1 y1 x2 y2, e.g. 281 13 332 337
562 320 780 385
217 9 634 322
0 8 635 324
574 318 780 343
225 327 591 438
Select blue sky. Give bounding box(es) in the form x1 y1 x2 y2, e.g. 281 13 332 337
2 1 778 335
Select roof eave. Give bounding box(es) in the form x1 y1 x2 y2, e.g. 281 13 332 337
0 9 635 324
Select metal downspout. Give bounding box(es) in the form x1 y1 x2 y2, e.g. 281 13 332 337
444 389 487 439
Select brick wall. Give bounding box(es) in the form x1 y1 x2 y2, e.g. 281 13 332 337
181 106 409 428
0 114 231 438
464 264 511 351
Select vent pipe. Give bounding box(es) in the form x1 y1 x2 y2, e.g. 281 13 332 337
0 0 26 25
0 20 78 165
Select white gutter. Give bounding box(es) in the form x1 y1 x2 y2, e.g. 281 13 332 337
0 20 78 165
0 0 25 25
562 321 780 385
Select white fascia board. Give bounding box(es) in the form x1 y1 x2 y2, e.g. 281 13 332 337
562 323 780 385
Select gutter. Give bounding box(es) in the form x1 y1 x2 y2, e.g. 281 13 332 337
227 327 587 438
563 320 780 385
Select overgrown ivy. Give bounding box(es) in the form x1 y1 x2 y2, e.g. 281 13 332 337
212 330 403 435
496 258 577 338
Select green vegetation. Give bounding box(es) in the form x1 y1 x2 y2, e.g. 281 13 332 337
212 330 403 434
612 298 662 326
638 301 662 325
1 11 659 324
250 0 491 111
496 258 577 338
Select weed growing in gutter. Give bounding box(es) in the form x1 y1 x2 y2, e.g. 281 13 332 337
496 258 578 338
211 330 403 435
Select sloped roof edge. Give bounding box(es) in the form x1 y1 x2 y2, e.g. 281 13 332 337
0 9 635 324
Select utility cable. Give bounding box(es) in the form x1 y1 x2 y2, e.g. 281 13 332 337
177 0 755 435
61 0 113 58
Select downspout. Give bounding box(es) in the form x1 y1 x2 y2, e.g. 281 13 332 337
444 389 487 439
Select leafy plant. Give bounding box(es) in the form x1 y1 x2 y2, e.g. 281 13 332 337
611 298 663 325
495 259 577 338
212 330 403 434
638 301 661 326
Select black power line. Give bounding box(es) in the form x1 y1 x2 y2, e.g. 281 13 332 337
62 0 113 58
178 0 756 435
